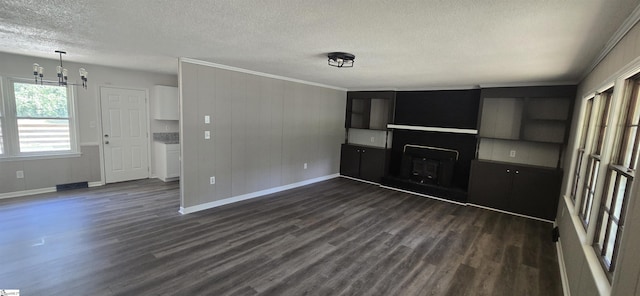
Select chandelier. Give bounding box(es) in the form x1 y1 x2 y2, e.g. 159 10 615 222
32 50 88 89
327 52 355 68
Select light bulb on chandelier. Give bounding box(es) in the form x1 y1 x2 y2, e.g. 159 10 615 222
32 50 88 89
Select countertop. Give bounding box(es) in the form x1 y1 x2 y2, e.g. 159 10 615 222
153 132 179 144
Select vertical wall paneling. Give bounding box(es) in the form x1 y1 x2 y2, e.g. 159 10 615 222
213 68 233 200
231 71 248 196
179 60 346 209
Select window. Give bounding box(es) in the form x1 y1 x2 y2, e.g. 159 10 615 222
579 89 613 228
0 78 78 158
571 98 594 203
593 77 640 277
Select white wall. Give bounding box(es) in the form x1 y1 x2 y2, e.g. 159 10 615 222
558 20 640 296
0 51 177 195
179 60 346 210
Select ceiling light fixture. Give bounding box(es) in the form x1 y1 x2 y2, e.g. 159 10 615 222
328 52 355 68
32 50 88 89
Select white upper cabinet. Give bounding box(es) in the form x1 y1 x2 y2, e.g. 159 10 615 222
153 85 179 120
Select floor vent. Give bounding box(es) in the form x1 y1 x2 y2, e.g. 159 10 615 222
56 181 89 191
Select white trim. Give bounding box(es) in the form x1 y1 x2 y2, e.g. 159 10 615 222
581 3 640 81
79 142 100 146
379 185 467 206
479 81 579 88
339 175 380 186
468 203 555 223
0 181 104 199
0 152 81 162
561 196 613 296
179 58 347 91
387 124 478 135
0 187 56 199
556 238 572 296
88 181 104 187
179 174 339 215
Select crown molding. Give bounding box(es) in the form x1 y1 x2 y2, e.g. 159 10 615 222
179 58 347 91
580 3 640 81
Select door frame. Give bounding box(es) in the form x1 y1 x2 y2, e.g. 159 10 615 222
97 85 152 184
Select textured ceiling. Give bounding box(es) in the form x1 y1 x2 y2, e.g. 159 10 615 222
0 0 639 90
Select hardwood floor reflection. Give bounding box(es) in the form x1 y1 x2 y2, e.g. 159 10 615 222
0 178 562 295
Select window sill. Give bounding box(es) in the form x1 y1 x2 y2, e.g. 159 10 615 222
0 152 82 162
562 195 612 296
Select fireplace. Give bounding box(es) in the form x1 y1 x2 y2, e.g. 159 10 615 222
401 145 457 187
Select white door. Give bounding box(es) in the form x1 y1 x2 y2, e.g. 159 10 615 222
100 87 149 183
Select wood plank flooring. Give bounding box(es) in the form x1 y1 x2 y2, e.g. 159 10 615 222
0 178 563 295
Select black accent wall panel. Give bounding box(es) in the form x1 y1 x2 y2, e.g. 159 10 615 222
394 89 480 129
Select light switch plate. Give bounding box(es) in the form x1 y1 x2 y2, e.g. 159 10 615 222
204 115 210 124
204 131 210 139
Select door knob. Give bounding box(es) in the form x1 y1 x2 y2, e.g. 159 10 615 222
105 141 110 144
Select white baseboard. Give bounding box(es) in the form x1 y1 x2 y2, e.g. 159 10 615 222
179 174 340 215
0 181 104 200
379 184 467 206
339 175 380 186
88 181 104 187
0 187 57 200
556 238 571 296
467 203 555 223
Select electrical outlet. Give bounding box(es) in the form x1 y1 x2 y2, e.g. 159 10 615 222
204 131 210 139
16 170 24 179
304 163 308 169
509 150 516 158
204 115 210 124
210 176 215 184
370 136 375 143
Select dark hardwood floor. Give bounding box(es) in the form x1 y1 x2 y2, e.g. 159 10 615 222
0 177 563 295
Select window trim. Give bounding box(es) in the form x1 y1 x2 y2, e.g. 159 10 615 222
571 98 595 204
0 77 80 159
578 91 613 229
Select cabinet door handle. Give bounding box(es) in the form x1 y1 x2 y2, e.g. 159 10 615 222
506 169 510 173
515 170 519 174
362 150 365 153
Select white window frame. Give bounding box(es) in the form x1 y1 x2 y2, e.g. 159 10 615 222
0 76 80 160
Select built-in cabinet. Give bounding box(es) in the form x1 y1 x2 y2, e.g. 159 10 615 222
153 85 179 120
155 142 180 181
469 85 575 220
340 144 388 183
340 91 394 183
468 160 562 220
345 91 395 130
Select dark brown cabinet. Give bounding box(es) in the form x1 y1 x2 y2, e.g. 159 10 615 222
340 144 388 183
468 160 562 220
346 91 395 130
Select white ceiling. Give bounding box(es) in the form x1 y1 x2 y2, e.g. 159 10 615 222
1 0 639 90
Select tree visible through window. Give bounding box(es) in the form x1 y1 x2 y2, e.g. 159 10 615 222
13 83 71 153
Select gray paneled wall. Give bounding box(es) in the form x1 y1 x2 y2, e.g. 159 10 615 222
179 61 346 208
558 21 640 296
0 145 101 194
